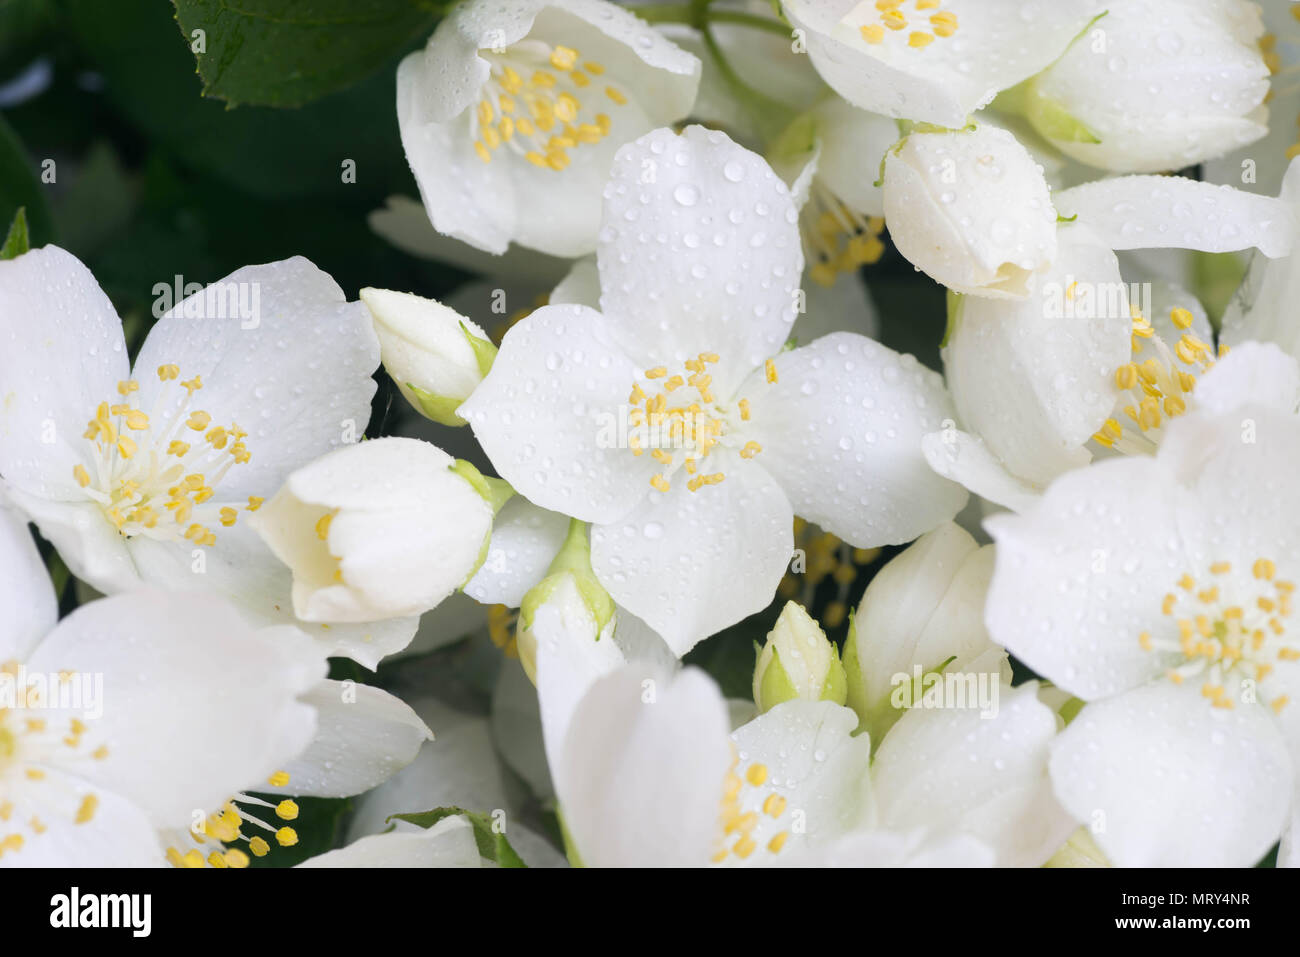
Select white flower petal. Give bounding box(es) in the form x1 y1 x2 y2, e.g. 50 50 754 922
2 490 137 595
747 332 966 546
260 680 431 799
850 521 1002 740
461 303 658 523
1054 176 1295 258
0 246 128 501
556 664 731 867
727 701 873 862
872 683 1072 867
0 777 163 868
27 590 325 827
0 503 57 661
464 495 570 606
985 456 1195 700
132 257 380 502
943 224 1130 485
1194 340 1300 417
1221 157 1300 354
1050 681 1292 867
591 459 793 656
597 125 803 394
781 0 1102 128
921 429 1042 513
298 816 481 868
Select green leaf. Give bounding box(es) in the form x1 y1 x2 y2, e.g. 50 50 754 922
1 206 29 260
65 0 417 199
171 0 444 108
390 807 529 867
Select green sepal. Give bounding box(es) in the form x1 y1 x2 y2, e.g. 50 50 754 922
1024 88 1102 145
459 321 498 377
406 382 467 427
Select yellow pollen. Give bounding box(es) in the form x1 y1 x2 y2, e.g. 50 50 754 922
745 763 768 787
276 826 298 847
765 359 778 384
315 513 333 541
908 31 933 47
75 794 98 824
860 24 884 43
268 770 290 787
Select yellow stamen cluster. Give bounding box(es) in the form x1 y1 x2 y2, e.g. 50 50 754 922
73 365 256 548
777 518 879 627
164 771 298 868
1140 558 1297 713
804 186 886 287
713 755 791 862
0 672 111 859
857 0 958 48
629 352 765 494
1092 308 1217 453
472 43 620 170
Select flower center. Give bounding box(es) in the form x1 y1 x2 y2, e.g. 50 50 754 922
713 754 791 863
0 661 110 861
163 771 299 869
848 0 959 49
804 180 886 287
471 41 625 170
1139 559 1298 712
1092 307 1217 455
72 365 262 548
627 352 771 494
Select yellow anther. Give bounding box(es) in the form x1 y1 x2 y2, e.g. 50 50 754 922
767 831 789 853
186 411 211 431
249 836 271 857
275 799 299 821
1255 559 1276 580
745 763 768 786
740 441 763 459
930 11 958 36
474 141 491 164
765 359 778 383
650 475 670 493
276 826 299 847
157 364 179 381
247 496 264 512
762 793 787 818
315 513 332 541
75 794 98 824
73 465 90 488
860 24 884 43
881 9 906 29
908 31 933 47
268 770 290 787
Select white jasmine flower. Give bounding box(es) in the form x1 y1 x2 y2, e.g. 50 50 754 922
461 125 966 653
0 509 327 865
250 437 498 624
544 659 1061 866
882 123 1058 299
777 0 1104 128
1022 0 1270 174
984 393 1300 866
925 173 1296 510
0 246 418 667
397 0 701 256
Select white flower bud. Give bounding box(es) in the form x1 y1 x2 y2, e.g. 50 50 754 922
250 437 495 623
360 287 496 426
883 124 1057 299
752 601 847 713
1023 0 1269 174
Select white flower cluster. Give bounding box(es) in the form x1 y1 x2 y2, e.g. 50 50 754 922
2 0 1300 869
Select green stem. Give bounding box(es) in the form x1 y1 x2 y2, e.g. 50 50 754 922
707 9 791 37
